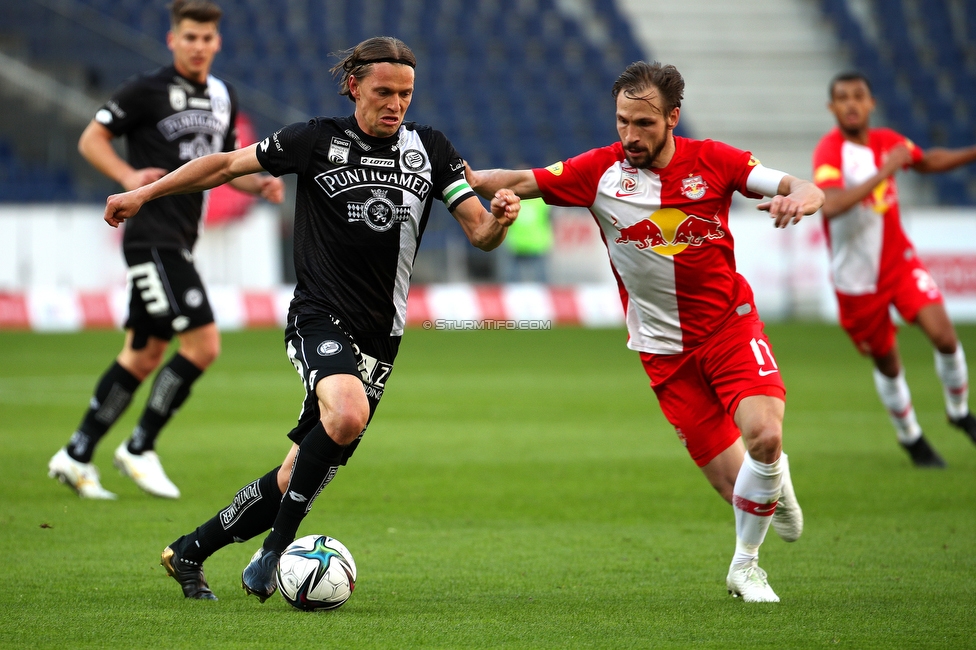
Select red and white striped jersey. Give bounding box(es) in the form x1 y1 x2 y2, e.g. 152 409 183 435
812 127 924 295
535 137 763 354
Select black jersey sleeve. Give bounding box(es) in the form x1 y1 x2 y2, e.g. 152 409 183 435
94 74 150 136
255 119 321 177
426 129 477 212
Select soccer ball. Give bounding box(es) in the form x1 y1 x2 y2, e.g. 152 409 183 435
276 535 357 611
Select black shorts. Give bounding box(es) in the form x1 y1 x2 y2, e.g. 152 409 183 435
284 313 400 464
123 247 214 350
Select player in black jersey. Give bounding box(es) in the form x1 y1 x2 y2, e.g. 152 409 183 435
102 36 520 601
47 0 284 501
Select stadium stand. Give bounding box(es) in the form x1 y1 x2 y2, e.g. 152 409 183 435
1 0 972 206
819 0 976 204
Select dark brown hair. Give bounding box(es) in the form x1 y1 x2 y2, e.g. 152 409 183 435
829 71 873 99
611 61 684 115
330 37 417 102
168 0 222 28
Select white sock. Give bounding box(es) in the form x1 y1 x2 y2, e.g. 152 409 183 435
731 453 782 568
934 345 969 420
873 368 922 444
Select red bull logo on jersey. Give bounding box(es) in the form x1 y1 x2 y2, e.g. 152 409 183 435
680 175 707 200
611 208 725 256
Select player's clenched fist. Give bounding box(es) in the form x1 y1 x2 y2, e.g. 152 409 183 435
104 190 146 228
490 189 520 227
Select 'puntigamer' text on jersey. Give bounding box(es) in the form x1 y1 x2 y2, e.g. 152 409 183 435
812 127 924 295
256 116 474 338
95 65 239 251
535 137 762 355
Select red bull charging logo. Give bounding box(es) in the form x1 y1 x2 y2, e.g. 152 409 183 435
611 208 725 256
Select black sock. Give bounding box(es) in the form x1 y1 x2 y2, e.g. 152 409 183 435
263 423 346 554
67 361 141 463
129 354 203 454
180 466 283 563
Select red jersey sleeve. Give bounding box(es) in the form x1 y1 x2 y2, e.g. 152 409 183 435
533 145 620 208
812 131 844 190
704 139 763 199
876 128 925 167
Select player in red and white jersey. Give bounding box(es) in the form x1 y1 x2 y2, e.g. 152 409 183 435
468 61 824 602
813 71 976 467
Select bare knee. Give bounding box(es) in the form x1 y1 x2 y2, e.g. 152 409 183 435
177 324 221 369
745 424 782 464
322 404 369 446
118 337 167 380
734 395 784 465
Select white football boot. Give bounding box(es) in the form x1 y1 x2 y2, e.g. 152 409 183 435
772 455 803 542
48 448 117 499
726 560 780 603
113 442 180 499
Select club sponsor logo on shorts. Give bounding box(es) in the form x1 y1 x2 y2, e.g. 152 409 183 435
347 188 411 232
329 138 352 165
361 156 396 168
169 85 187 111
680 174 708 200
318 340 342 356
402 149 427 171
184 288 204 309
172 315 191 332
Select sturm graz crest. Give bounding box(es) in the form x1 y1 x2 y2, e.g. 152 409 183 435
347 189 411 232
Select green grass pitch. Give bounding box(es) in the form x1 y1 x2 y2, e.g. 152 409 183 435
1 323 974 649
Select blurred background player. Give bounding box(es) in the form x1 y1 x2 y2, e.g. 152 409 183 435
501 196 553 283
100 36 519 600
813 71 976 468
47 0 284 499
467 61 823 603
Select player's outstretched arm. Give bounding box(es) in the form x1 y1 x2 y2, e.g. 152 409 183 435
820 144 912 219
464 163 541 200
914 144 976 174
757 176 825 228
104 144 265 227
451 190 521 251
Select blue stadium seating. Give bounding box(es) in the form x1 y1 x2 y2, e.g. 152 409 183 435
819 0 976 204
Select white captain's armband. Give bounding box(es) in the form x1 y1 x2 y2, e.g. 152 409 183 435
746 164 789 197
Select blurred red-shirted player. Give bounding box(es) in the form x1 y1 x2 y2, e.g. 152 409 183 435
468 61 824 602
813 71 976 468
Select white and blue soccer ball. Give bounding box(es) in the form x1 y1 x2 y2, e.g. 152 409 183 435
276 535 357 611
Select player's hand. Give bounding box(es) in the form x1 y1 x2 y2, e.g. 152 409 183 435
104 190 145 228
258 176 285 204
121 167 167 192
757 194 807 228
490 189 520 227
880 144 912 176
463 161 481 189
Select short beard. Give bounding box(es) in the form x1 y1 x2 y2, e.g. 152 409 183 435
625 137 668 170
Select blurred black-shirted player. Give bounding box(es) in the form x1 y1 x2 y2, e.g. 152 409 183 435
102 36 520 601
48 0 284 500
